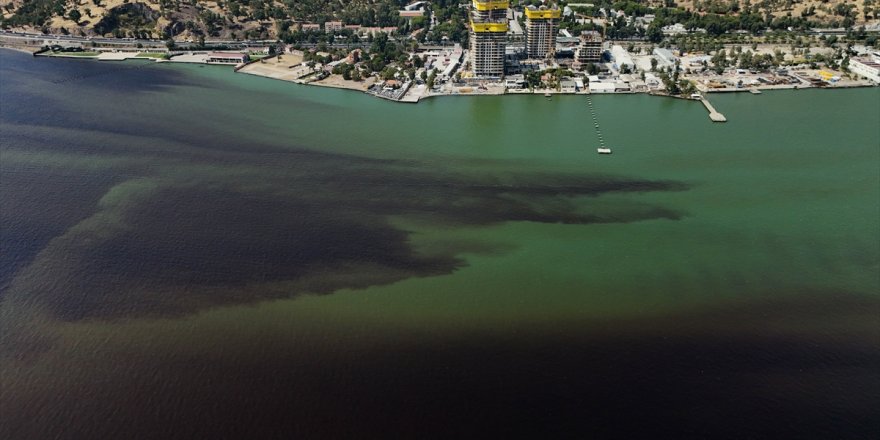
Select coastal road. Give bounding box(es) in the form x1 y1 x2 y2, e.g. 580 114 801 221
0 30 277 50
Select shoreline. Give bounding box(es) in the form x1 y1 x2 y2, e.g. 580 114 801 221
4 46 877 103
0 45 38 55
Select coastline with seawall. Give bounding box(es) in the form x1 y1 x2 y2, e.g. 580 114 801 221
3 41 877 106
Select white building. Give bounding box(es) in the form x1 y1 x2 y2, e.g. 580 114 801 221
405 1 428 11
324 21 344 32
653 48 677 68
559 79 577 92
589 81 617 93
206 52 249 64
662 23 687 35
849 57 880 83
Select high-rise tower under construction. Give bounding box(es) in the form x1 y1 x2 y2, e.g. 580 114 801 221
524 5 561 60
469 0 509 78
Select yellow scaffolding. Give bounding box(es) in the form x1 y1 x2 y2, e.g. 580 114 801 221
472 0 509 10
524 9 561 19
470 21 509 33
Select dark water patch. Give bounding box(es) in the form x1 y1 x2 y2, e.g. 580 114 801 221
2 292 877 440
5 166 688 321
0 164 124 289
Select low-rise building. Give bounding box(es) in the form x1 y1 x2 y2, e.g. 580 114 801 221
505 75 526 89
405 1 429 11
589 81 616 93
360 27 398 36
849 57 880 83
643 72 661 88
662 23 687 35
207 52 249 64
653 47 677 68
324 21 344 32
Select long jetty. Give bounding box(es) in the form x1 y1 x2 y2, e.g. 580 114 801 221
700 98 727 122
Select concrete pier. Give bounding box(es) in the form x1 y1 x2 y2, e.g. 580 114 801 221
700 98 727 122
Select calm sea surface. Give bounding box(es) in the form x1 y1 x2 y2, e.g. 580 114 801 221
1 49 879 439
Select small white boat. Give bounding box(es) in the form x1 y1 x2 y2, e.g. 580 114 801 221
544 92 551 99
597 147 612 154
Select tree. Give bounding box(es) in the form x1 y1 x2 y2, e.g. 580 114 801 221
660 72 680 95
165 38 176 51
650 57 658 71
68 9 81 23
646 23 663 43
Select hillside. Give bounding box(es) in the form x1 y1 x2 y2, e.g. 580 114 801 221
0 0 411 40
0 0 877 41
665 0 877 26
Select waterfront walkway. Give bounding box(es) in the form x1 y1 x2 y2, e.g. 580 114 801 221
700 98 727 122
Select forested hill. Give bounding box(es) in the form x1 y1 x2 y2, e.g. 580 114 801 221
1 0 877 42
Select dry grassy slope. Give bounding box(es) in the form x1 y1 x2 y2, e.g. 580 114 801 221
648 0 876 24
6 0 875 39
1 0 391 38
0 0 290 39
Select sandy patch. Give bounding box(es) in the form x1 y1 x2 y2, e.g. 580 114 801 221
312 74 375 91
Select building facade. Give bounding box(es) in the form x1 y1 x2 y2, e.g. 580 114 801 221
323 21 344 32
207 52 250 65
469 0 509 77
524 6 561 60
575 31 603 65
849 57 880 83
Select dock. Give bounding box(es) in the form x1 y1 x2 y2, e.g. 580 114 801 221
700 98 727 122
